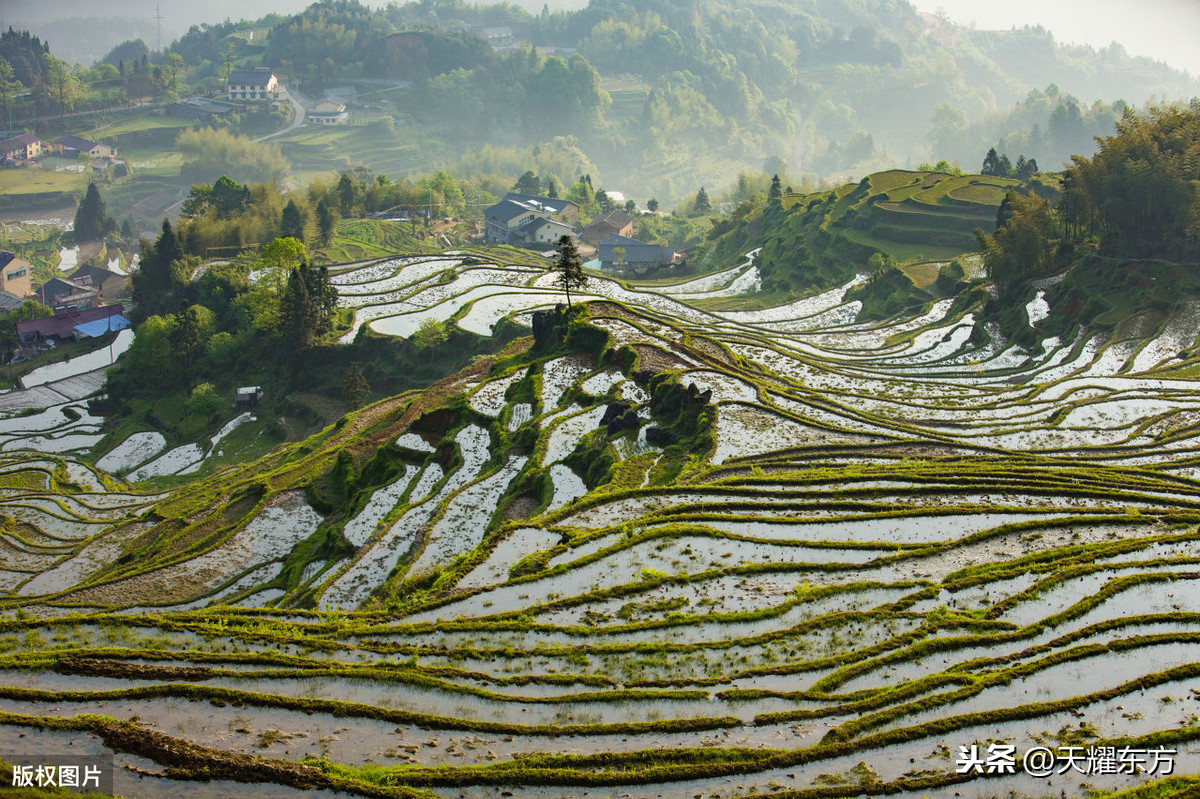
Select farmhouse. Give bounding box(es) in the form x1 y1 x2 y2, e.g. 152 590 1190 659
227 69 282 102
0 132 40 162
235 386 264 409
35 278 98 310
168 97 238 122
597 233 677 273
0 252 32 298
16 303 126 343
580 209 634 247
69 264 131 302
51 135 117 159
483 193 580 247
310 100 349 125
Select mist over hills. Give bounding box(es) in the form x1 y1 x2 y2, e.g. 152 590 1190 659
3 0 1198 202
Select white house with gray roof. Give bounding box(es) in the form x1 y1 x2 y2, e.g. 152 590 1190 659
483 193 579 246
227 69 282 102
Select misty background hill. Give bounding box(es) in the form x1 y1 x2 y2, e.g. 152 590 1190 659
3 0 1197 204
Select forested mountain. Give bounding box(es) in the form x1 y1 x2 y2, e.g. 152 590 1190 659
249 0 1197 202
5 0 1197 204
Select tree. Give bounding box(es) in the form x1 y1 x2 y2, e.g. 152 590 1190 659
303 263 337 332
316 197 336 245
163 52 184 94
411 317 448 349
282 199 306 242
344 362 369 409
975 191 1056 299
981 147 1001 177
169 301 204 376
1064 106 1200 258
624 199 637 214
647 199 659 213
694 186 712 214
513 170 541 195
279 266 317 352
0 58 18 128
131 220 184 320
74 184 114 243
1017 157 1039 181
337 172 356 215
44 57 83 118
552 234 587 308
259 236 306 291
768 174 783 203
219 42 237 83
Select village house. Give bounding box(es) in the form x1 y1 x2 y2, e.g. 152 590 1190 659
235 386 264 410
483 193 580 247
310 100 349 125
35 277 98 311
0 132 40 163
597 233 677 273
50 135 117 159
0 291 24 313
580 209 634 247
167 97 238 122
227 69 283 102
482 26 514 49
16 303 126 344
0 252 32 298
69 264 131 303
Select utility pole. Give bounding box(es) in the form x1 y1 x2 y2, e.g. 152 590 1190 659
155 5 164 54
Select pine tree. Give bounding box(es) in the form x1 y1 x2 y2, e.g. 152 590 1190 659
282 200 306 242
156 218 180 268
316 197 336 245
302 263 337 333
768 174 783 203
998 153 1013 178
981 147 1001 177
694 186 711 214
344 362 369 409
337 173 356 215
169 301 203 378
552 235 587 308
74 183 113 243
280 267 317 352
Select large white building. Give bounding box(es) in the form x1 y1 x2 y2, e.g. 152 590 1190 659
227 69 282 102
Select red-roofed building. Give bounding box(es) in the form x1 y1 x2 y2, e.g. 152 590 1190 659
17 304 125 343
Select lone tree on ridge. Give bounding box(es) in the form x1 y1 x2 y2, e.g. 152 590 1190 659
552 234 587 308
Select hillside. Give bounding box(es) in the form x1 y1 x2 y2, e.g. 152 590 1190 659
2 108 1200 796
3 237 1200 795
8 0 1197 211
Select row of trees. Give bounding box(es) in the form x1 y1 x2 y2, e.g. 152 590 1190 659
981 148 1040 181
1061 105 1200 260
117 222 339 405
977 105 1200 301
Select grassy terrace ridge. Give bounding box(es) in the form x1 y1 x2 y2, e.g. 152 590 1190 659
3 200 1200 799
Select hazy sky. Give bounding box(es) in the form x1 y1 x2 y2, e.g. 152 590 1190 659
913 0 1200 78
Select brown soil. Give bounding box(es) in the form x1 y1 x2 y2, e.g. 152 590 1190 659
55 657 216 682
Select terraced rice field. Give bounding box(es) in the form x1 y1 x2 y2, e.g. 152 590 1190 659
3 248 1200 797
